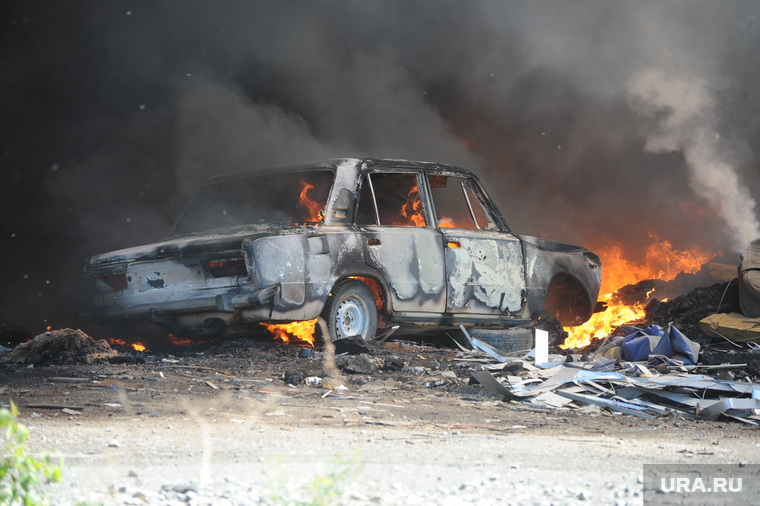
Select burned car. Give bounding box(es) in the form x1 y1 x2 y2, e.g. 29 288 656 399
85 158 602 341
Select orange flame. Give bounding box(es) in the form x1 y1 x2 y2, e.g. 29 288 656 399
561 233 716 349
438 217 457 228
263 318 318 346
597 233 716 295
561 296 648 349
132 343 146 352
348 276 384 311
398 184 426 227
299 180 324 222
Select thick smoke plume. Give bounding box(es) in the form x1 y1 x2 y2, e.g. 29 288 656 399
628 69 760 252
2 1 760 334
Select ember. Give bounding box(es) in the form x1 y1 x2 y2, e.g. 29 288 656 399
167 334 193 347
106 337 148 352
562 234 716 349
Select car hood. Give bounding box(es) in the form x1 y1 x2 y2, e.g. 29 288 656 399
518 234 594 254
85 224 310 270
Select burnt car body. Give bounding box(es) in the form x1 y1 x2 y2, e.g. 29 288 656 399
85 158 602 341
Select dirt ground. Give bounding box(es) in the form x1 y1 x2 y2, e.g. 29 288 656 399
2 330 760 506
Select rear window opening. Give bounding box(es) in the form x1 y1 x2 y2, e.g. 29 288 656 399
172 170 335 236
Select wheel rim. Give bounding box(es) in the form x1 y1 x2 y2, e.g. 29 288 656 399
335 296 367 339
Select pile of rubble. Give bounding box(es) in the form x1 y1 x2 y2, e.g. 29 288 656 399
274 308 760 426
459 311 760 425
10 328 116 366
469 349 760 425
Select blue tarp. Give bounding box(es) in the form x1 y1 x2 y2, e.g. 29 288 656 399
620 323 700 365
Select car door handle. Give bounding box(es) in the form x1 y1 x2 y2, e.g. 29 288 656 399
367 239 381 246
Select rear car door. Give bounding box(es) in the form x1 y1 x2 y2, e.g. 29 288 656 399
355 170 446 315
427 173 526 315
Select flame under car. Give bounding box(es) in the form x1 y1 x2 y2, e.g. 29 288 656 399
84 158 602 342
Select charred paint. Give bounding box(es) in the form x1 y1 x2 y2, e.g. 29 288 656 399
363 229 446 314
445 236 525 314
147 278 165 289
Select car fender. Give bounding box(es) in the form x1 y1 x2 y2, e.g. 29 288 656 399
520 235 602 324
244 229 378 321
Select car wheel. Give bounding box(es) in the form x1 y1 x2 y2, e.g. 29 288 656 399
322 280 378 342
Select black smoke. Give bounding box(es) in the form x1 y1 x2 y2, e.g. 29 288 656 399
2 1 760 334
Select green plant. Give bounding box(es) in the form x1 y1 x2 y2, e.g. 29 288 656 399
0 402 63 505
266 449 363 506
303 450 362 506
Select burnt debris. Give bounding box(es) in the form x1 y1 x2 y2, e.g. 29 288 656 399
11 328 115 366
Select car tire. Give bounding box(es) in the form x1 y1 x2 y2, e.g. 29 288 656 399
468 328 534 353
321 280 378 342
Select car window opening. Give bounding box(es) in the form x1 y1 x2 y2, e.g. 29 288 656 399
356 172 427 227
172 170 335 235
428 174 498 230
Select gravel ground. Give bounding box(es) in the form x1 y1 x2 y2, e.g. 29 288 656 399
3 334 760 505
28 415 759 506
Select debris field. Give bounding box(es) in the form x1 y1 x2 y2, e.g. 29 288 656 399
3 277 760 428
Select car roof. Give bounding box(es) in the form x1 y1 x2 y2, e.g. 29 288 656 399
201 158 477 186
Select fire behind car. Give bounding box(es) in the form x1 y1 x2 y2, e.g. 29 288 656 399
85 158 602 342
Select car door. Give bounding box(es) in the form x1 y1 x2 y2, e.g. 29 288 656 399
427 173 526 315
355 169 446 315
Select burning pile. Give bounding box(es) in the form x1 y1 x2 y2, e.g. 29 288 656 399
562 234 717 349
109 338 147 352
263 319 318 346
